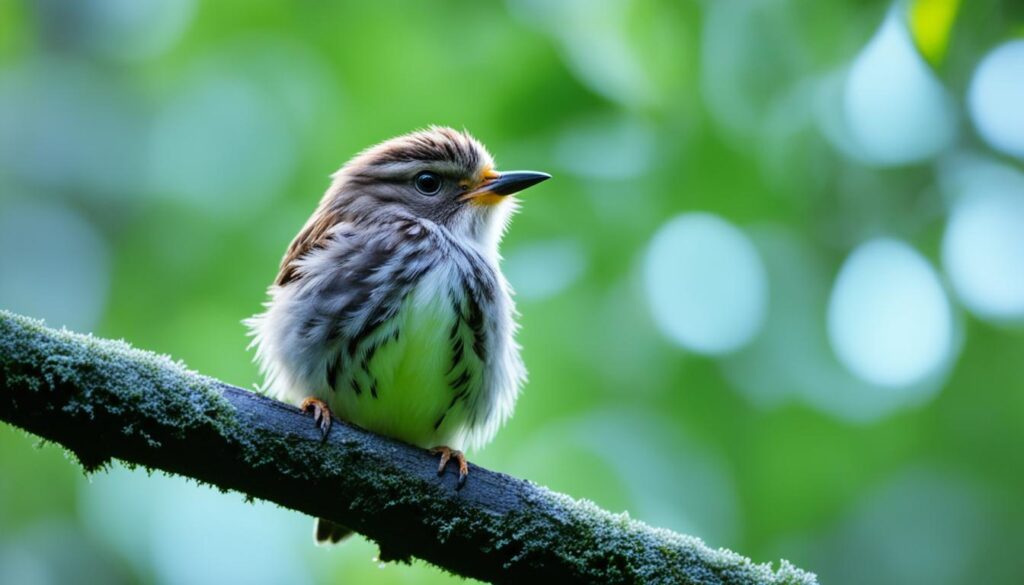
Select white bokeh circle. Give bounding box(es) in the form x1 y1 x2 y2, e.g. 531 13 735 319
968 40 1024 160
943 182 1024 322
828 239 954 387
843 9 956 166
644 213 767 355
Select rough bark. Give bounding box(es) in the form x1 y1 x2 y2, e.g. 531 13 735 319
0 310 817 585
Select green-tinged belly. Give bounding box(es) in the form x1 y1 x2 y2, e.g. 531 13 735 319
327 285 474 450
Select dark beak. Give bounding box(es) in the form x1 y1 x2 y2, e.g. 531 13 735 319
477 171 551 196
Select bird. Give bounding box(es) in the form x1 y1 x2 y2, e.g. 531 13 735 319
245 126 549 544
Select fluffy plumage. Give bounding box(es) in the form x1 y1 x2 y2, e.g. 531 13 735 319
246 127 532 454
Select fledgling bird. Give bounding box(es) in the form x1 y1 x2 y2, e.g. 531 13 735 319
246 127 549 544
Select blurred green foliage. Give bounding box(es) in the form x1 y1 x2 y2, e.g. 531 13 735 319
1 1 1023 584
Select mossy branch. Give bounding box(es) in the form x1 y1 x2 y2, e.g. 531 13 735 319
0 310 817 585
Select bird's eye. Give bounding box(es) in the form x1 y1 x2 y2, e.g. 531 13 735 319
413 172 442 196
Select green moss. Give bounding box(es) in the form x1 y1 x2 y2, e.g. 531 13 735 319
0 310 239 470
411 482 820 584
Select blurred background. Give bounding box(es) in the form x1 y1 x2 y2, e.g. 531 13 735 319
1 0 1023 583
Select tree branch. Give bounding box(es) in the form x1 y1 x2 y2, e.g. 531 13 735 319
0 310 816 585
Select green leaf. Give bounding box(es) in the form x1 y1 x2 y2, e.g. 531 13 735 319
907 0 962 65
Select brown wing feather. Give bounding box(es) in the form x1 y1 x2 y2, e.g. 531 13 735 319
275 205 342 286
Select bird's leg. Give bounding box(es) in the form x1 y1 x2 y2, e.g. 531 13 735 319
430 446 468 489
300 397 333 441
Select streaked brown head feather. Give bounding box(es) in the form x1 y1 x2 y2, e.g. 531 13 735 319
353 126 486 171
275 127 493 286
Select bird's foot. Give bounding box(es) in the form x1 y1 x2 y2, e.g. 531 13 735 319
300 397 333 441
430 446 468 490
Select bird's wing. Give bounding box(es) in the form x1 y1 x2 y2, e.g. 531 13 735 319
275 205 344 286
282 219 437 391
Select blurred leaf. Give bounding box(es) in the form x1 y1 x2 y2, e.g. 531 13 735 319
906 0 962 65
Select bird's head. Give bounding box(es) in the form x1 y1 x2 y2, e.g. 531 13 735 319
325 126 549 250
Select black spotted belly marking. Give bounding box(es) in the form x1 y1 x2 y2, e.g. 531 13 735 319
433 282 489 431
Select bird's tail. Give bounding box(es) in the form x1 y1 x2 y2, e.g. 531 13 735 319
314 517 353 545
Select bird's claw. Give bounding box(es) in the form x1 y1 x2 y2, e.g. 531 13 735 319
431 446 468 490
300 397 333 441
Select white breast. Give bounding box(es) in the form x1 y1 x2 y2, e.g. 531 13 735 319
248 251 525 452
